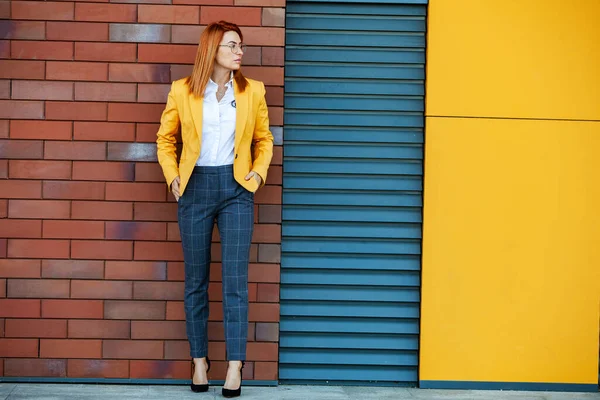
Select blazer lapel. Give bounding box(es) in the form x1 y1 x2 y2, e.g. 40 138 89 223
189 92 204 142
234 80 249 152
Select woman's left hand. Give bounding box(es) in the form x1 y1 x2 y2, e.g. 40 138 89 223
245 171 262 186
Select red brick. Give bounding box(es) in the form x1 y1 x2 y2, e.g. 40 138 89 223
134 202 177 221
109 63 171 83
68 359 129 379
10 120 72 140
43 181 105 200
135 163 164 182
0 60 44 79
72 201 133 220
0 259 41 278
0 139 43 159
45 101 107 121
244 67 283 86
103 340 163 359
12 1 74 21
105 261 166 280
249 303 279 322
11 41 73 61
68 320 130 339
165 301 184 320
9 160 71 180
255 322 278 342
0 338 39 357
0 199 6 218
105 222 165 242
134 241 183 261
167 223 180 241
74 122 135 142
0 100 44 119
235 0 283 5
130 360 188 379
174 0 232 4
139 44 196 64
71 280 132 299
243 27 284 46
133 281 183 300
1 21 46 40
47 22 109 41
0 120 7 138
5 358 66 377
253 224 280 243
258 205 281 224
71 241 133 260
74 82 136 102
131 321 185 339
0 80 8 100
262 7 284 27
201 6 261 25
108 103 166 123
47 61 108 81
0 299 40 318
164 340 189 359
249 263 279 283
0 159 6 178
247 342 277 361
65 359 127 379
5 319 67 338
136 123 160 142
272 145 282 165
42 260 104 279
105 300 165 320
138 83 171 104
43 220 104 239
109 24 171 44
75 42 136 62
41 339 102 358
257 283 279 303
0 219 41 239
254 361 277 380
257 244 279 263
166 262 184 281
0 279 5 297
171 25 203 44
75 3 136 22
8 239 69 259
255 185 281 205
72 161 135 181
8 200 70 219
107 142 157 162
139 5 199 24
7 279 70 298
42 299 103 319
106 182 165 202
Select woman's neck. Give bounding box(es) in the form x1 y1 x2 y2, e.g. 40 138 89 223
211 66 231 87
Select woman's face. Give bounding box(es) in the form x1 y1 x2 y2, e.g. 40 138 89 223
215 30 244 71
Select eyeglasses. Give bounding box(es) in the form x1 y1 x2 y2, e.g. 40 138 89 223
219 43 247 54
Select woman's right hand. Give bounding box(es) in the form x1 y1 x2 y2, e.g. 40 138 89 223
171 176 181 202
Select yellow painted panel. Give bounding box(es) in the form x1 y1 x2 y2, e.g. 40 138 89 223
420 117 600 383
426 0 600 120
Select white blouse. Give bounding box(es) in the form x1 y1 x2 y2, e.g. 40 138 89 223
195 75 236 166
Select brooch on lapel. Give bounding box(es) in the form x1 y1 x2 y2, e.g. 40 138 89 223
231 100 236 108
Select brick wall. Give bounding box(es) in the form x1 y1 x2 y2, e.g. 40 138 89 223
0 0 283 381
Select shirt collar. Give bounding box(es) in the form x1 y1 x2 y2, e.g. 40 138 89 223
206 71 234 95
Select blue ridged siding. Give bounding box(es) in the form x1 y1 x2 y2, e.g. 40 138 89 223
280 1 427 386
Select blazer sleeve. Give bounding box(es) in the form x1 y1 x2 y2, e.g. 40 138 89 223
156 82 181 188
252 82 274 187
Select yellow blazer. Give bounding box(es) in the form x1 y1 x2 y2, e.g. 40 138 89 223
156 77 274 196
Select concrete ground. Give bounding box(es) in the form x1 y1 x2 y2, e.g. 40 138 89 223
1 384 599 400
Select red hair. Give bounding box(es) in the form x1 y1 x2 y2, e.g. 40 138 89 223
186 21 248 97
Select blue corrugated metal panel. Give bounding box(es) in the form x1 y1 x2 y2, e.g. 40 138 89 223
281 1 426 386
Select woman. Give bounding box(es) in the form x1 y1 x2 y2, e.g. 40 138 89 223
156 21 274 397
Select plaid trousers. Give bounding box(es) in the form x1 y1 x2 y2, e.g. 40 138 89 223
178 165 254 361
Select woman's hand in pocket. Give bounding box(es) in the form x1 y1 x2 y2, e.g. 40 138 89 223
245 171 262 187
171 176 181 202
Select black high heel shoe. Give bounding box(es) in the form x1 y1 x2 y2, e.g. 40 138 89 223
190 357 211 393
222 361 245 398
